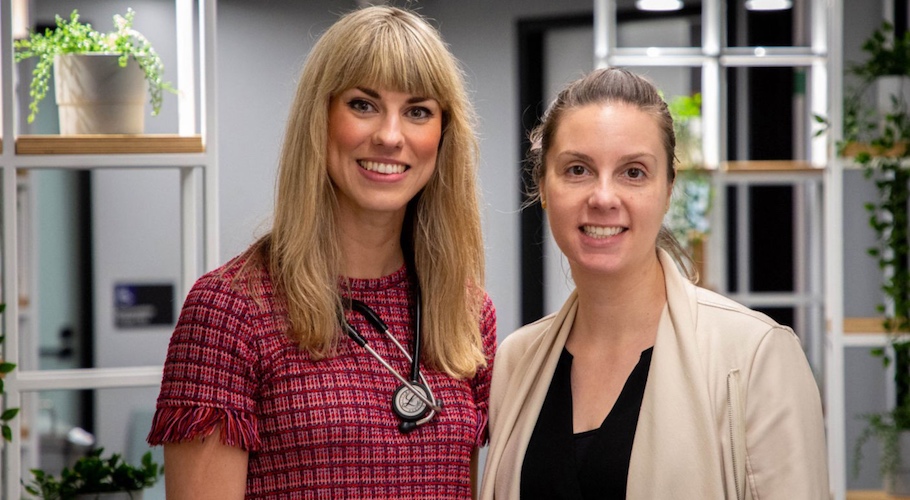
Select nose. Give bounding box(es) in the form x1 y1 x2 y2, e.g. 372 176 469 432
372 113 404 148
588 178 619 210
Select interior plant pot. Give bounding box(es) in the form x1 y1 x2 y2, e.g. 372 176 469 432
54 53 147 134
74 491 144 500
886 431 910 496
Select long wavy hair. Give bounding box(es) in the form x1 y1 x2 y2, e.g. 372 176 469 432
525 67 697 281
243 6 486 379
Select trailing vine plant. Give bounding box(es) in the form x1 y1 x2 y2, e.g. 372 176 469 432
845 21 910 481
0 303 19 442
13 9 177 123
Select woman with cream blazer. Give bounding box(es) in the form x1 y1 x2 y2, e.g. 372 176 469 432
480 250 829 499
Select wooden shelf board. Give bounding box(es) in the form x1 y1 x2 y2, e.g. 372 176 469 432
842 142 908 158
843 317 910 334
845 317 891 334
721 160 818 171
15 134 204 155
848 491 910 500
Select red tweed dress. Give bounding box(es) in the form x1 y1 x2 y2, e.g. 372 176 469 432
147 252 497 499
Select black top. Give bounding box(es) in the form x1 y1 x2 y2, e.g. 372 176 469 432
520 346 653 499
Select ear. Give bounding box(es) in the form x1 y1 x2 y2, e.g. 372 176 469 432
539 178 548 209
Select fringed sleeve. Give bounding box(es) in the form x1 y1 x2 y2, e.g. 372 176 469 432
147 406 262 451
473 293 497 448
148 260 265 452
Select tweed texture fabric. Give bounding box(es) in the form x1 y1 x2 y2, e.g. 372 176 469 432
148 252 496 499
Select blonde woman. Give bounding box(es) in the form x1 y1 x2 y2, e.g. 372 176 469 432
148 6 495 499
481 68 827 499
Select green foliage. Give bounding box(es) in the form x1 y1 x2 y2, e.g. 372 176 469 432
842 22 910 151
0 302 18 443
851 21 910 79
665 93 711 253
668 92 702 122
855 405 910 481
13 9 176 124
845 22 910 482
24 448 163 499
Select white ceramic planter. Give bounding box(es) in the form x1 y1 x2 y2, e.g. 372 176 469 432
54 53 147 134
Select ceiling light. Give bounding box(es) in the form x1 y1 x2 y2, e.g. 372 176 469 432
745 0 793 10
636 0 683 12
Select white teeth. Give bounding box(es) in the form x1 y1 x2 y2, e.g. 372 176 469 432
360 160 406 174
582 225 623 238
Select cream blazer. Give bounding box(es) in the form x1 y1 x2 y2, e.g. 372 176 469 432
480 250 829 499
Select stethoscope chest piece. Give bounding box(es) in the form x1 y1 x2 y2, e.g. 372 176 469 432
342 293 442 434
393 381 431 421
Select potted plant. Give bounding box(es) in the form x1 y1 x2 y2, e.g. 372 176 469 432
14 9 176 134
666 93 712 278
24 448 162 500
843 21 910 494
0 303 20 443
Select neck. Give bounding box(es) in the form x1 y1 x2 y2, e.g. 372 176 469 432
337 210 407 279
568 253 666 349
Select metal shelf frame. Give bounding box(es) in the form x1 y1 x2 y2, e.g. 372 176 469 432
0 1 218 498
593 0 839 496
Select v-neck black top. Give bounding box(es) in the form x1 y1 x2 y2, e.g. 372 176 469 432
520 346 653 499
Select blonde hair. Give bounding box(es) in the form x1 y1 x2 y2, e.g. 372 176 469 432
246 6 486 378
526 67 697 281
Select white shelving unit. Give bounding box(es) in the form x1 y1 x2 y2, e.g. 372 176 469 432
0 1 218 498
594 0 837 496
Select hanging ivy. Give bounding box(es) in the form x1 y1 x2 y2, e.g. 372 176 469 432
0 303 19 442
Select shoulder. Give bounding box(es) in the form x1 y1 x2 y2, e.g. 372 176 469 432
188 251 273 310
688 286 802 367
475 290 498 356
477 290 497 324
694 286 789 334
497 312 557 369
178 250 281 344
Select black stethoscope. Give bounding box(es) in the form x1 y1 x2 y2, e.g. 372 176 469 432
341 294 443 434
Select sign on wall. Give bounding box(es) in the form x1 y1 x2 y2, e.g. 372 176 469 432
113 283 175 328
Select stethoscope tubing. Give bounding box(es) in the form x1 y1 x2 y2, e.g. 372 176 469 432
342 321 442 413
343 298 442 417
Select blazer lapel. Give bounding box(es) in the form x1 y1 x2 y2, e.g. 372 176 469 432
626 250 725 498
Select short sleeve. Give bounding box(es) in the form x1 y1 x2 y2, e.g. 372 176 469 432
147 272 263 451
471 293 498 447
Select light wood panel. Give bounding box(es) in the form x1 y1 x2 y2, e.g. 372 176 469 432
15 134 204 155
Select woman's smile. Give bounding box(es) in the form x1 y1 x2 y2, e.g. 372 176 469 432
327 86 442 220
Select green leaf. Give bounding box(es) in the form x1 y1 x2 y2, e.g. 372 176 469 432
1 407 20 421
2 424 11 442
0 362 15 374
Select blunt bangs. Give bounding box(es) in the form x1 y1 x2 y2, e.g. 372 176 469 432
330 19 452 109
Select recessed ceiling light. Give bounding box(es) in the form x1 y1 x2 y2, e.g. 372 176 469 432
635 0 684 12
745 0 793 11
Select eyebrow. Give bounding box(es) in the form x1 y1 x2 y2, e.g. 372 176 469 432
556 150 657 163
556 150 596 163
355 86 434 105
